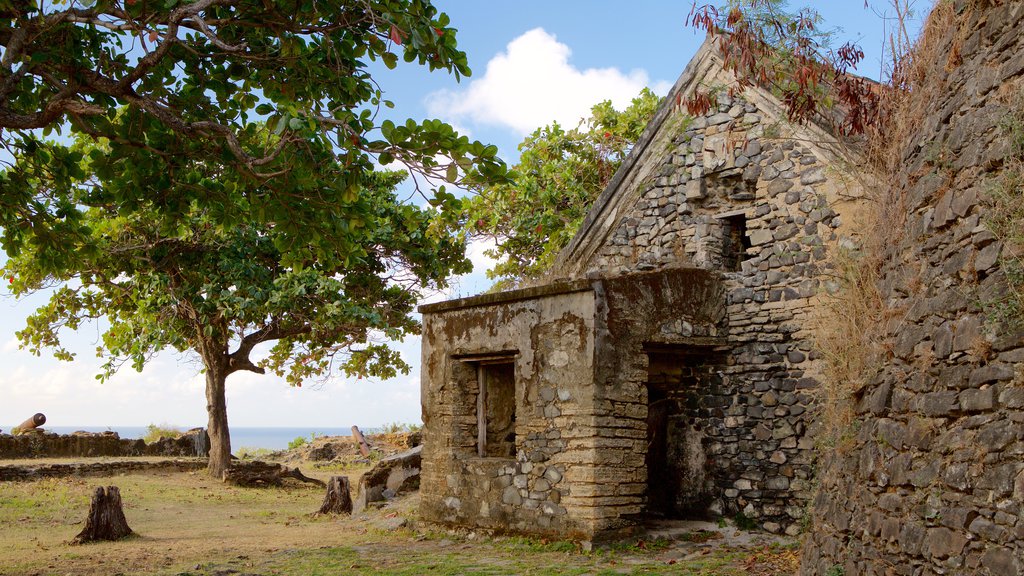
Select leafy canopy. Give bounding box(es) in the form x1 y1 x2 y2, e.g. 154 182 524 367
5 154 467 386
0 0 507 270
465 89 661 288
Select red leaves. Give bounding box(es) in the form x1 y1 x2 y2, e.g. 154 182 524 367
726 7 744 27
389 25 404 45
684 1 880 136
434 27 444 37
685 91 714 117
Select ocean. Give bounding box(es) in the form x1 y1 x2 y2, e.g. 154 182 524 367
0 425 355 451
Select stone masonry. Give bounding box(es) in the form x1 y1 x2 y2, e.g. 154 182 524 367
420 36 869 541
0 428 209 459
802 2 1024 574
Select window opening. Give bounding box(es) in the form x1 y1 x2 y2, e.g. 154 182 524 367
476 360 516 458
720 213 752 271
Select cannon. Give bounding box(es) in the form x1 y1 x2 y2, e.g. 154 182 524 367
12 413 46 435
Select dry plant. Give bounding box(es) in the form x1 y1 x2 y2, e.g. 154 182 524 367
982 86 1024 330
811 247 884 442
811 1 957 443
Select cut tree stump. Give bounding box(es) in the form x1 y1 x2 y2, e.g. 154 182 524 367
316 476 353 515
72 486 133 544
222 461 325 488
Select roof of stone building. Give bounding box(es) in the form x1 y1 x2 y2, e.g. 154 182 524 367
552 35 866 278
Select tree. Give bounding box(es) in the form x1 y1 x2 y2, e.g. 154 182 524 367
0 0 507 269
686 0 880 135
5 149 469 476
465 89 661 288
1 0 510 476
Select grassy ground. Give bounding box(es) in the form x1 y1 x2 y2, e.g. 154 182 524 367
0 466 799 576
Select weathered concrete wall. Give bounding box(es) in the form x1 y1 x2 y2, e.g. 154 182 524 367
802 2 1024 574
419 283 598 538
0 429 209 459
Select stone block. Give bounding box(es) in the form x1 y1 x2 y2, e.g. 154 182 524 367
749 229 773 246
923 527 967 559
960 388 997 412
917 391 960 416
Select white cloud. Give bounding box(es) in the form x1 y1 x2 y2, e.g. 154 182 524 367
426 28 671 136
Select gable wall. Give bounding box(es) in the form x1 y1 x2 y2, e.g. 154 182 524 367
574 89 865 535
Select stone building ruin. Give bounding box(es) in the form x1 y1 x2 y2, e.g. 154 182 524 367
418 37 868 540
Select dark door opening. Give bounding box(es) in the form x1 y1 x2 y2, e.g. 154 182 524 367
644 347 726 519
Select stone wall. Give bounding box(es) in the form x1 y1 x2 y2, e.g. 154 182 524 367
589 269 726 534
0 459 206 482
802 2 1024 574
572 88 862 535
0 428 209 459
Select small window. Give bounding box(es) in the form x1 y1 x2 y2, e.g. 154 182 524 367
476 361 516 458
455 353 518 458
720 213 752 271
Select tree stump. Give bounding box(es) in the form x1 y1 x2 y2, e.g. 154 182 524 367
72 486 133 544
222 461 325 488
316 476 353 515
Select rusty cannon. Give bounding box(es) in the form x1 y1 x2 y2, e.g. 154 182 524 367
12 413 46 435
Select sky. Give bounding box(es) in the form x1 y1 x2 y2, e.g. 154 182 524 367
0 1 933 431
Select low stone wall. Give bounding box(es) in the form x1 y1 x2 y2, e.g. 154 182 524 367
0 459 207 482
0 428 209 459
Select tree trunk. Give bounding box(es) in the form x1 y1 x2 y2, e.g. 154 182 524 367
223 461 325 487
316 476 353 515
205 361 232 479
72 486 133 544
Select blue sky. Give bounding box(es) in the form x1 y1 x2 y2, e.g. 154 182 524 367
0 1 933 430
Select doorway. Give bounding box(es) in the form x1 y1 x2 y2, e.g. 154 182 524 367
644 347 725 518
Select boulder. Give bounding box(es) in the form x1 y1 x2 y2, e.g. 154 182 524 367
353 445 421 512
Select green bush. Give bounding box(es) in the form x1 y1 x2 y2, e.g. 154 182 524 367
287 431 323 450
143 423 183 443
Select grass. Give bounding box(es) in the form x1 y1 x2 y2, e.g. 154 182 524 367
142 423 185 443
0 466 798 576
982 86 1024 332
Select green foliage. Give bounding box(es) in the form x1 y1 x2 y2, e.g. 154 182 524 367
464 89 661 288
287 436 309 451
143 423 184 443
0 0 508 273
236 447 276 460
733 511 758 530
825 565 845 576
4 122 476 472
376 422 422 434
5 153 470 383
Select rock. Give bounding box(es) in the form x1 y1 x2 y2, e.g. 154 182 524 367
960 388 997 411
353 445 421 513
767 179 794 196
799 167 826 185
982 547 1020 575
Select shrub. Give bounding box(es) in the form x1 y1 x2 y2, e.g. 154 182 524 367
143 423 183 443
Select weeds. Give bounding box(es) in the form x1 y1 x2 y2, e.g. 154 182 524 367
810 1 957 446
142 423 184 443
982 87 1024 331
287 431 324 450
734 511 759 531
